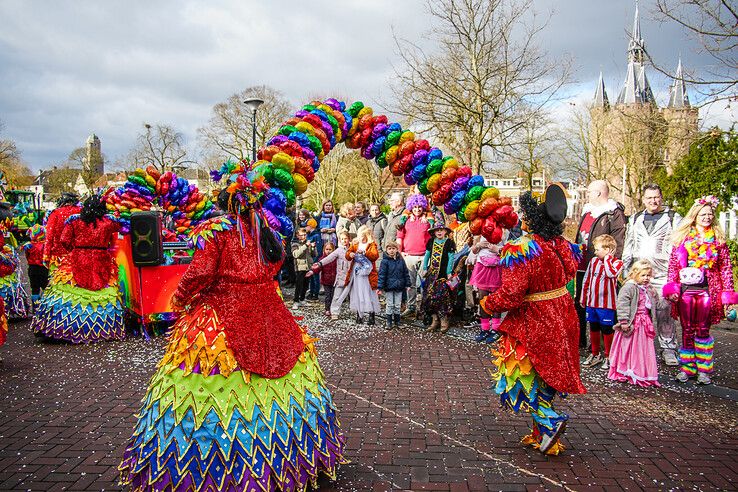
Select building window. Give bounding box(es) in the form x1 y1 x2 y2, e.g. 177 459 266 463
512 196 519 207
533 179 542 186
503 180 511 187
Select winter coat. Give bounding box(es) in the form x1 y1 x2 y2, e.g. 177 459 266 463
377 253 411 292
311 252 337 286
368 213 388 249
291 239 316 272
345 241 380 288
314 245 351 287
383 208 405 247
575 199 627 268
622 208 681 285
336 216 361 240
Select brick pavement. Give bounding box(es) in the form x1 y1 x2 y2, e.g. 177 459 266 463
0 299 736 491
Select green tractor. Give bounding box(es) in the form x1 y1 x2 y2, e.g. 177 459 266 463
0 171 43 243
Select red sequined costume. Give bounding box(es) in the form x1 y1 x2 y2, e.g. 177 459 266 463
119 214 346 491
43 204 81 269
31 214 125 343
0 297 7 347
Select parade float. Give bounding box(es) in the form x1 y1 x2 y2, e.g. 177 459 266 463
109 98 515 335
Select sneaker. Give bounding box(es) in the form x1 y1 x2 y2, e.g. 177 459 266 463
483 330 501 344
600 359 610 371
663 350 679 367
291 302 301 309
696 373 711 385
401 308 415 317
324 310 331 317
582 353 602 367
330 315 339 321
675 371 689 383
539 420 567 455
475 330 488 343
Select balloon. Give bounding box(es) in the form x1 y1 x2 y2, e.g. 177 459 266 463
418 177 430 195
464 200 480 221
478 197 499 217
451 176 470 194
481 187 500 200
427 173 442 193
263 209 280 230
470 217 484 235
426 158 444 176
272 168 294 190
442 158 459 171
292 173 308 195
465 185 485 204
467 175 485 188
385 145 399 164
272 152 295 172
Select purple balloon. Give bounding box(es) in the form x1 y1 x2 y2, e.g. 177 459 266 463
361 145 375 160
371 123 388 140
451 176 470 194
263 209 280 230
412 149 429 166
324 98 341 111
404 171 417 186
269 135 289 146
295 110 310 118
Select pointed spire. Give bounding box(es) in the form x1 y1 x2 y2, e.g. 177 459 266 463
668 59 691 108
617 3 654 105
593 72 610 109
627 2 646 64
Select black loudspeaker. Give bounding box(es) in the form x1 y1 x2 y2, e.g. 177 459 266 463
130 211 164 266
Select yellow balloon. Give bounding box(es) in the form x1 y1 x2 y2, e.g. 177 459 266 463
481 187 500 200
272 152 295 173
399 131 415 143
357 106 373 118
464 200 480 221
293 173 308 195
427 173 442 192
295 121 315 135
442 158 459 171
386 145 399 164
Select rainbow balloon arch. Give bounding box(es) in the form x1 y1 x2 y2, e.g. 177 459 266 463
105 98 516 245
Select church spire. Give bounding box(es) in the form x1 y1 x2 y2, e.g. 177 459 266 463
667 58 691 109
616 3 654 105
593 72 609 109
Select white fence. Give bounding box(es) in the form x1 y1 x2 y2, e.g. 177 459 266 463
720 208 737 239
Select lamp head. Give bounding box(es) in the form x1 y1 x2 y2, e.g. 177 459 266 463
243 98 264 112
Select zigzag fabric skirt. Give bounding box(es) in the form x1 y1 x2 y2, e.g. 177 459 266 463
0 270 31 320
119 303 346 492
31 261 125 343
491 335 568 454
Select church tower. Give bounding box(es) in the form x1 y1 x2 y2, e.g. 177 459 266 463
85 134 104 176
662 59 699 174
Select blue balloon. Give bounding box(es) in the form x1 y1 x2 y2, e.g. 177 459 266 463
467 175 485 188
428 147 443 161
388 123 402 133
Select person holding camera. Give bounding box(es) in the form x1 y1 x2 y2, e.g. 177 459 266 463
291 228 316 309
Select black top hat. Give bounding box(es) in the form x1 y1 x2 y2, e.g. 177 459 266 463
543 184 567 224
428 221 453 234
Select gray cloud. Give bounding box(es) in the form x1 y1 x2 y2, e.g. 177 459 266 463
0 0 730 172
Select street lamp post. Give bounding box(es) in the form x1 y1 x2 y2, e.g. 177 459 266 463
243 98 264 162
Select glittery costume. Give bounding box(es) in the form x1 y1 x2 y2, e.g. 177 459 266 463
32 214 125 343
421 237 456 317
119 214 346 492
482 186 585 455
0 297 7 347
0 233 31 320
664 227 736 379
43 204 81 270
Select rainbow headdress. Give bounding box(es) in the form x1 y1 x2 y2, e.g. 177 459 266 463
119 304 346 491
31 260 125 343
492 335 567 455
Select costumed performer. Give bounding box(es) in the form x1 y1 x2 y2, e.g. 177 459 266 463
23 224 49 308
0 297 6 362
664 196 736 385
43 192 81 272
481 184 586 455
32 194 125 343
0 223 31 320
119 161 346 491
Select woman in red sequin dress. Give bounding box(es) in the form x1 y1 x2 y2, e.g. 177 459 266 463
482 185 586 455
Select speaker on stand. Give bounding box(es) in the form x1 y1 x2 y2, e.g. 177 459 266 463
130 211 164 267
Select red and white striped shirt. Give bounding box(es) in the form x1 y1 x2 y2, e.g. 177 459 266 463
580 255 623 310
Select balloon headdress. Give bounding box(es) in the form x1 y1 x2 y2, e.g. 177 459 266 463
27 224 45 243
519 184 568 240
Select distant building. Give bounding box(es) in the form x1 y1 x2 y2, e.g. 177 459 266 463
85 134 104 175
588 5 698 213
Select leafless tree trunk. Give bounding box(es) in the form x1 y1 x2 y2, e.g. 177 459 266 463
650 0 737 103
129 123 189 173
391 0 571 175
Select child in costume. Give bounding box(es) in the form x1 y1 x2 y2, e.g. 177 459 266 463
664 196 736 385
306 241 337 316
42 193 81 271
483 185 585 455
468 232 508 343
305 218 323 300
580 234 624 371
0 297 6 362
0 228 31 320
291 227 316 309
308 231 352 320
609 259 664 387
119 162 345 491
377 240 411 330
342 225 380 325
23 224 49 307
32 195 125 343
421 221 456 333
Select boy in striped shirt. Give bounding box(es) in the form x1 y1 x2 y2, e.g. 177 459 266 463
580 234 623 370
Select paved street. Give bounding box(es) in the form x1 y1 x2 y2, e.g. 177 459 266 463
0 296 737 491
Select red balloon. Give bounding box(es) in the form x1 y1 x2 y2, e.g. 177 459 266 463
415 139 430 151
398 154 414 174
493 204 518 229
482 216 498 238
360 128 373 147
302 113 323 129
359 114 373 130
499 196 513 206
457 166 472 177
373 115 388 125
399 140 415 157
390 161 404 176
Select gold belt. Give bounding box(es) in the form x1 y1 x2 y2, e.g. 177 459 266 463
524 286 568 302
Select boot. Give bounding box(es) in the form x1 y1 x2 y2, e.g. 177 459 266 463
367 313 375 326
426 314 440 332
356 313 364 324
393 313 401 328
439 316 450 334
385 314 393 330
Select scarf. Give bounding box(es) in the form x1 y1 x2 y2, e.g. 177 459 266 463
683 227 717 270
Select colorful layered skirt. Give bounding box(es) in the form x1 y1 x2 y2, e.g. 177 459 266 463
31 260 125 343
492 335 568 455
0 298 7 346
119 303 346 491
0 269 31 320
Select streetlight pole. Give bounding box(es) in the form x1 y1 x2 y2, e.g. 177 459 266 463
243 98 264 162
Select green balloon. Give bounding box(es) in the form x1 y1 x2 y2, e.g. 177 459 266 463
426 159 444 176
258 163 274 181
385 131 402 148
348 101 364 118
376 152 388 168
307 134 323 155
465 185 485 204
279 125 297 136
285 188 296 207
273 168 294 190
458 204 468 222
418 177 429 195
325 113 339 136
303 104 317 112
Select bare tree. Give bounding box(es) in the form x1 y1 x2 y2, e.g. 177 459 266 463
651 0 737 103
391 0 571 175
198 85 292 163
504 111 563 190
129 123 189 173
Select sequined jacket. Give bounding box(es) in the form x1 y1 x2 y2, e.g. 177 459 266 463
172 216 304 379
43 205 81 264
60 215 120 291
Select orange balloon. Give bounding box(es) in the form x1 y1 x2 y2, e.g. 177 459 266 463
477 197 499 217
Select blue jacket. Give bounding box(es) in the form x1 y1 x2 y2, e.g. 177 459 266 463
377 253 411 292
306 229 323 260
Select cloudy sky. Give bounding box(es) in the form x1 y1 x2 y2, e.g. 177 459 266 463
0 0 734 172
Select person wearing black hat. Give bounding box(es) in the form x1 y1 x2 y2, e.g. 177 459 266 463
420 220 456 333
481 184 586 455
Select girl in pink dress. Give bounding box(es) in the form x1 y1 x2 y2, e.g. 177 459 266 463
468 231 507 343
609 259 666 387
